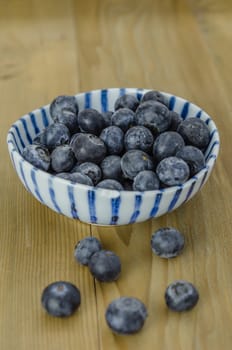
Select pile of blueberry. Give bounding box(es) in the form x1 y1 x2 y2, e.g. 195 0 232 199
23 91 210 191
41 227 199 335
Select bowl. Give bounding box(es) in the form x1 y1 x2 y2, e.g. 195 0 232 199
7 88 220 226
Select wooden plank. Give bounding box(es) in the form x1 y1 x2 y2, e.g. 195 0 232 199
0 1 98 350
187 0 232 93
73 0 232 349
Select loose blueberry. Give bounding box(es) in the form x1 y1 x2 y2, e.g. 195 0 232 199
133 170 160 191
57 172 93 186
165 280 199 312
177 117 210 150
96 179 124 191
111 108 136 132
41 281 81 317
22 144 50 171
168 111 182 131
100 155 122 181
121 150 154 180
151 227 185 258
88 250 121 282
101 111 113 127
74 236 102 265
33 123 70 151
71 133 107 164
105 297 148 335
124 125 154 153
176 145 206 176
135 101 171 134
141 90 168 106
78 108 105 136
49 95 79 133
100 126 124 155
153 131 185 162
71 162 102 185
51 145 76 173
114 94 140 112
156 156 190 186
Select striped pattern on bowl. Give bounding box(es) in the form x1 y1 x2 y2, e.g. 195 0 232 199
7 88 220 225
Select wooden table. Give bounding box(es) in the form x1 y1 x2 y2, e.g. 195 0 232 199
1 0 232 349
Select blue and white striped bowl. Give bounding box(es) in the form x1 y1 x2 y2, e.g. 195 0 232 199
7 88 220 226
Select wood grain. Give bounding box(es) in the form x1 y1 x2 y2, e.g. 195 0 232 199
1 0 232 349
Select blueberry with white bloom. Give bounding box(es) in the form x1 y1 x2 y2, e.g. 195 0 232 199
141 90 168 106
22 144 50 171
49 95 79 133
177 117 210 150
156 156 190 187
70 133 107 164
151 227 185 258
41 281 81 317
105 297 148 334
71 162 102 185
51 145 76 173
165 280 199 312
121 150 154 180
33 122 70 151
176 145 206 176
114 94 139 112
96 179 124 190
78 108 105 136
74 236 102 265
135 100 171 134
124 125 154 153
111 108 136 132
133 170 160 191
88 250 121 282
153 131 185 162
100 126 124 155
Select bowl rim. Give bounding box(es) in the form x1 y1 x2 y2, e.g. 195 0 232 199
7 87 220 197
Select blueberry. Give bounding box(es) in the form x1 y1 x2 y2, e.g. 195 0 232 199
124 126 154 153
156 156 190 187
168 111 182 131
74 236 102 265
96 179 124 191
41 281 81 317
114 94 140 112
22 144 50 171
49 95 79 133
177 117 210 150
71 162 102 185
141 90 168 106
165 280 199 312
135 101 171 134
151 227 185 258
100 155 122 181
153 131 185 162
33 123 70 151
78 108 105 135
57 172 93 186
176 145 206 176
133 170 160 191
100 126 124 155
88 250 121 282
51 145 76 173
105 297 148 334
111 108 135 132
71 133 107 164
121 150 154 180
101 111 113 127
